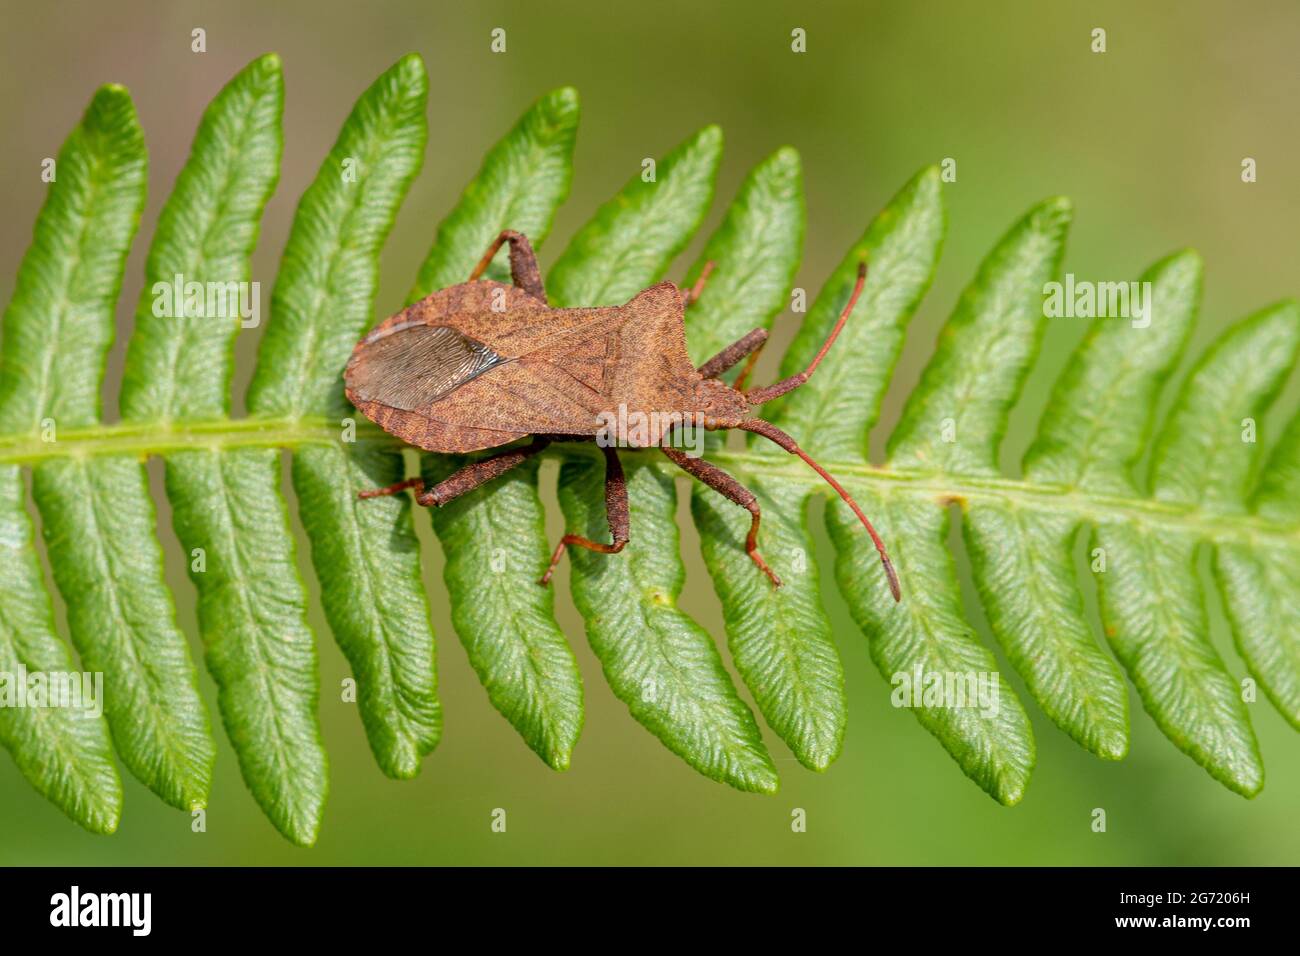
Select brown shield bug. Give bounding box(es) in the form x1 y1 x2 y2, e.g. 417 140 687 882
345 230 899 600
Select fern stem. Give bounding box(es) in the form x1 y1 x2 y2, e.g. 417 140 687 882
1 421 1294 547
0 416 368 461
709 450 1299 547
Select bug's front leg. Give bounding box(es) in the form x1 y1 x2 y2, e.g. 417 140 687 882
696 327 768 389
660 447 781 588
358 438 550 506
539 446 629 586
468 229 547 303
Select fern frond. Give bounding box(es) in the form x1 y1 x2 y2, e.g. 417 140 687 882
248 53 438 791
2 65 1298 843
411 88 582 770
1095 303 1299 795
0 84 176 831
549 125 780 792
101 55 326 845
1217 398 1300 730
684 148 850 772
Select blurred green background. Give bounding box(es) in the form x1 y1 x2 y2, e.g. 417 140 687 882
1 0 1298 865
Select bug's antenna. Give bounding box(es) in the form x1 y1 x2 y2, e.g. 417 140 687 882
740 417 900 602
745 259 867 405
684 260 716 307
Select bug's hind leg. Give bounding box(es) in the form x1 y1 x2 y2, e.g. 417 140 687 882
539 446 629 586
358 438 550 507
469 229 547 303
661 447 781 588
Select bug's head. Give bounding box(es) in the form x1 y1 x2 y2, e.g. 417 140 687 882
694 377 751 430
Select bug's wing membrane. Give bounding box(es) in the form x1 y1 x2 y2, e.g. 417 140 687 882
346 323 507 412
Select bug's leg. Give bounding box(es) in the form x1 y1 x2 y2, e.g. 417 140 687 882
416 438 551 507
697 327 768 381
539 446 629 586
468 229 547 303
358 478 425 500
681 260 716 308
357 438 550 505
661 447 781 588
732 346 765 391
746 260 867 404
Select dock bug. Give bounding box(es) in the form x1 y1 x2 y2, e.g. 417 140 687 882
345 230 899 600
